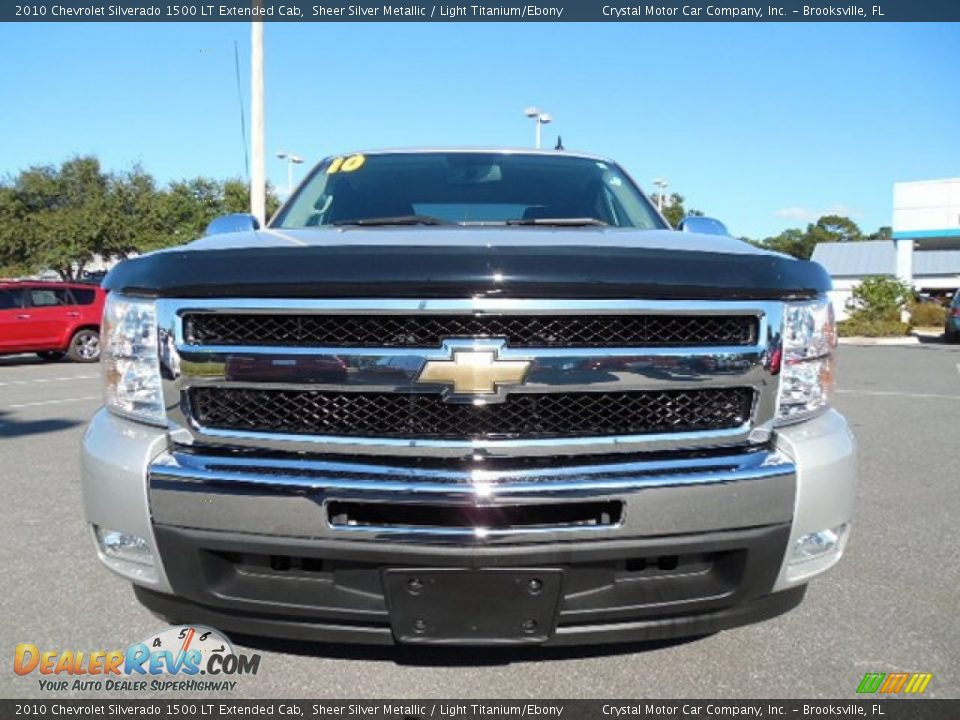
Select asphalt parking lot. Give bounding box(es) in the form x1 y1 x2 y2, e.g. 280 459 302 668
1 343 958 699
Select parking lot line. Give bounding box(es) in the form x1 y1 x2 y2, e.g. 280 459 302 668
836 389 960 400
0 374 98 387
6 395 100 409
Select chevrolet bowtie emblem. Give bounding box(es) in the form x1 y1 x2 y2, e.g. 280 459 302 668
417 342 531 402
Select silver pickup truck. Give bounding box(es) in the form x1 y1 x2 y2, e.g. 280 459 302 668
82 149 856 646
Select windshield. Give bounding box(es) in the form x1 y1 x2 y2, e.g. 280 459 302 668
272 152 666 230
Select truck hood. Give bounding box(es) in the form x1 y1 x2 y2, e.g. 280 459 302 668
105 226 830 300
184 226 768 255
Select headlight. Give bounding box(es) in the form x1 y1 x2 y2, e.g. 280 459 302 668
777 296 836 424
102 294 165 425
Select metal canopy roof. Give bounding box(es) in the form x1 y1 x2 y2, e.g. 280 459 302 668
812 240 960 277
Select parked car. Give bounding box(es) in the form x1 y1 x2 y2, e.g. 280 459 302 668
79 270 108 285
946 293 960 343
0 281 106 362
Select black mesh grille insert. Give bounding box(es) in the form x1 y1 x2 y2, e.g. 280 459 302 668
184 313 757 348
189 387 754 440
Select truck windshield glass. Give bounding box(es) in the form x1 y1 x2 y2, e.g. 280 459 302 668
272 152 666 230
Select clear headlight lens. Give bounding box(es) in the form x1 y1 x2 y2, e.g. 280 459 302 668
777 296 836 424
102 294 165 425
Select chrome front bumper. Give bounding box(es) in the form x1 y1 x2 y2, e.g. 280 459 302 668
82 408 856 599
148 448 796 544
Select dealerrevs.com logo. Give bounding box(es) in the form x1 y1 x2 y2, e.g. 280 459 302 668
14 626 261 693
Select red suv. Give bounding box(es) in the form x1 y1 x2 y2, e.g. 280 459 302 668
0 281 106 362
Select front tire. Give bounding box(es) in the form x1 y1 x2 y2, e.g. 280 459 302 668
66 328 101 363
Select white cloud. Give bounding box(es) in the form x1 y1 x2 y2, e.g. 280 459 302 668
775 207 817 222
775 204 862 223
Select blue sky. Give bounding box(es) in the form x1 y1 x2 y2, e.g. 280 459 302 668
0 22 956 238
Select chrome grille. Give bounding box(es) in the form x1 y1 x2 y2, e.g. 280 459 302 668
189 387 754 440
184 313 757 348
157 298 783 459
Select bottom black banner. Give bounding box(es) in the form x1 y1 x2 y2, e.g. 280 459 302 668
0 700 957 720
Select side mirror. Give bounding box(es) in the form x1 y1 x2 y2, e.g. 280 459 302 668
205 213 261 236
678 216 730 237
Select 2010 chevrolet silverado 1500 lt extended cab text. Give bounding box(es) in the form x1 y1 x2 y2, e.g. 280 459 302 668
82 149 856 646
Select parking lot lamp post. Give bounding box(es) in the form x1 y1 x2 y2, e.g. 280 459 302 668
524 107 553 149
276 151 304 196
653 178 668 212
250 21 266 225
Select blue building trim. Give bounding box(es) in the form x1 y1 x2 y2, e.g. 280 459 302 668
893 228 960 239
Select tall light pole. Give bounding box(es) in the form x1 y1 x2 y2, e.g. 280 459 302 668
276 151 304 195
653 178 668 212
250 21 266 226
523 107 552 149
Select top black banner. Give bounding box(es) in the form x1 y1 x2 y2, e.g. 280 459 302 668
6 0 960 21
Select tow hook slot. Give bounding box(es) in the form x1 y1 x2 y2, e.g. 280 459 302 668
327 500 622 530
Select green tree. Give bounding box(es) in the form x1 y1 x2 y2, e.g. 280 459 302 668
650 192 703 228
850 276 912 321
755 228 815 260
0 157 131 280
806 214 862 245
222 179 282 223
149 177 280 252
0 186 30 277
0 156 281 278
867 226 892 242
751 214 868 260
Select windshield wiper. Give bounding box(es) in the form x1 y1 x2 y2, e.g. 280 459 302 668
334 215 450 227
506 217 608 227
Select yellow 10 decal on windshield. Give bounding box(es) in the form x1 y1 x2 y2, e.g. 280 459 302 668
327 154 366 174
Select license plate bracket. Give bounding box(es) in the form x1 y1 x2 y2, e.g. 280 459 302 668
383 568 564 645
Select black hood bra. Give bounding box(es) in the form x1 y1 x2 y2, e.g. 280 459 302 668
105 243 830 300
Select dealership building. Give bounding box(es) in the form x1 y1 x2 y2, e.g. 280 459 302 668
812 177 960 319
